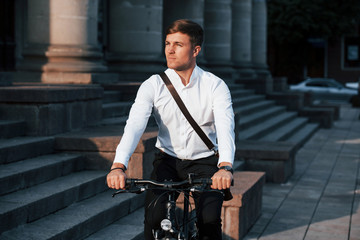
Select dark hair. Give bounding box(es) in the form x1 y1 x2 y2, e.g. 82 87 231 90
165 19 204 47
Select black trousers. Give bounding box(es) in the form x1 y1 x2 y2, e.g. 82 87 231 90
144 151 224 240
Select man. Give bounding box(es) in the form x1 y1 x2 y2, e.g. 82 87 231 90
107 19 235 240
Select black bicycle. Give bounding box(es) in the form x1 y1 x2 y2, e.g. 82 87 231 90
112 173 224 240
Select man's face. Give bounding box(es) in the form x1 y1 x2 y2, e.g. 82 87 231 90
165 32 200 72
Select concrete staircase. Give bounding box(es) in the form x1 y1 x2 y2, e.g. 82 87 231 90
230 84 319 148
0 81 320 239
229 84 320 183
0 120 145 239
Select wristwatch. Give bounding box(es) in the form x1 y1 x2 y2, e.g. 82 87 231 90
219 166 233 174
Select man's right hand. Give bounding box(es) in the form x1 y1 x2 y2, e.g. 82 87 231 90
106 163 127 189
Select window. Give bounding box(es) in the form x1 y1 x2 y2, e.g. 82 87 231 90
344 36 360 69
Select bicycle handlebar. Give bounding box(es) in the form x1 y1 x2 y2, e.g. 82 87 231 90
112 173 233 197
125 177 212 188
112 173 217 197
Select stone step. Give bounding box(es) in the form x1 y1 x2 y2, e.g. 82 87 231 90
0 120 26 139
0 189 145 240
239 111 298 140
259 117 308 142
238 105 286 130
287 122 319 150
236 141 297 182
230 88 254 99
0 136 54 164
54 125 158 174
85 207 145 240
0 153 84 196
55 126 123 153
0 84 103 136
232 94 266 109
227 83 246 90
101 116 128 126
233 99 276 116
102 91 122 104
0 170 108 234
103 82 142 101
102 101 133 118
300 106 335 128
101 115 158 128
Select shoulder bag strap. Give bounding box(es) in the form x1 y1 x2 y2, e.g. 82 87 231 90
159 72 218 155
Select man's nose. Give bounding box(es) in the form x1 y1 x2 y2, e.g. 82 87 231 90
167 45 175 53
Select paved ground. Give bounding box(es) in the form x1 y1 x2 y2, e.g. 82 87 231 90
243 104 360 240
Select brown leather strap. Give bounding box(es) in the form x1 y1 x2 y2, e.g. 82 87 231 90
159 72 217 154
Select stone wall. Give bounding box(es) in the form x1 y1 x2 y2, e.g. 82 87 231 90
0 84 103 136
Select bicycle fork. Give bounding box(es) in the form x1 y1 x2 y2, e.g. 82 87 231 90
154 192 184 240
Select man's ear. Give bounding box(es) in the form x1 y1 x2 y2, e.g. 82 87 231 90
193 46 201 57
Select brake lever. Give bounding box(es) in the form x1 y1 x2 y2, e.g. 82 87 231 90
112 187 145 197
112 190 127 197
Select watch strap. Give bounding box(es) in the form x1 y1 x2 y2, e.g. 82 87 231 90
219 166 233 174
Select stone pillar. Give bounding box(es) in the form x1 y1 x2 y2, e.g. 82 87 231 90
251 0 271 79
163 0 204 27
203 0 234 80
17 0 110 84
231 0 256 80
163 0 205 60
106 0 164 81
247 0 272 93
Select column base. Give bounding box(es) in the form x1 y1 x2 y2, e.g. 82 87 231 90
2 71 119 85
253 63 271 80
17 44 109 76
233 61 257 81
236 63 272 94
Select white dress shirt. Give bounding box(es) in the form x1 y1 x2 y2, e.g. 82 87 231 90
114 66 235 168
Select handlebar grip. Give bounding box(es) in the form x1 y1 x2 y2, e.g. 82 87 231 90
192 178 234 186
125 178 139 185
192 178 212 185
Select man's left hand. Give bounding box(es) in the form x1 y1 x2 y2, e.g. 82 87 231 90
211 163 233 190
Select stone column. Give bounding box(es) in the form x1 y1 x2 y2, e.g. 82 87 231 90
251 0 271 78
250 0 272 93
163 0 204 27
106 0 164 81
162 0 205 60
17 0 109 84
231 0 256 80
203 0 234 80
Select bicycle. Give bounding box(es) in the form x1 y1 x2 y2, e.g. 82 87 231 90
112 173 224 240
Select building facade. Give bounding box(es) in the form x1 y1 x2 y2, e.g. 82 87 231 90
1 0 271 91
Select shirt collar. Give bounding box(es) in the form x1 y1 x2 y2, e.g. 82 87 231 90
165 65 200 88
